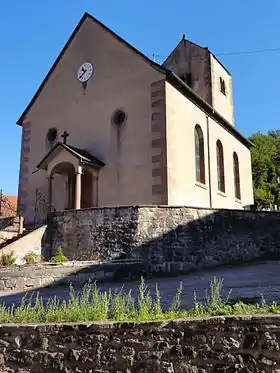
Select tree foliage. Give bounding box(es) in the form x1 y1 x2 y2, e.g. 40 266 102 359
249 130 280 209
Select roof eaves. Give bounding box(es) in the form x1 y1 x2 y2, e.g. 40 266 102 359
210 51 231 76
36 142 62 169
84 12 165 73
165 70 254 148
64 144 105 167
17 12 165 126
17 14 88 126
162 37 208 65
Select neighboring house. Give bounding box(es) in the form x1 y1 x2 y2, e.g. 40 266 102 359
16 12 254 226
0 193 17 218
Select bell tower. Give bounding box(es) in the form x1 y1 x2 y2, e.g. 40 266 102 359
163 36 234 125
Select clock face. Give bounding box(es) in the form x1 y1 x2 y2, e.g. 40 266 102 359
77 62 94 83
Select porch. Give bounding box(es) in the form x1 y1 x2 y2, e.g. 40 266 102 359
36 141 105 212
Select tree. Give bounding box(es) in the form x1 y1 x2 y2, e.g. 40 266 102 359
249 131 280 209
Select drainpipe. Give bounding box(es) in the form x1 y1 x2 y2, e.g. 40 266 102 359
206 110 214 208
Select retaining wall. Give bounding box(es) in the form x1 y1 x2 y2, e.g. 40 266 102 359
0 315 280 372
47 206 280 273
0 262 101 291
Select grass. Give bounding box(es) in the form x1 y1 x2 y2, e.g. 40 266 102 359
24 251 40 265
0 252 16 266
0 277 279 324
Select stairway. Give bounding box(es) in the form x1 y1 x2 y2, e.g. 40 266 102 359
0 227 35 250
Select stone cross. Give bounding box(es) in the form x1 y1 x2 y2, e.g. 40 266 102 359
61 131 69 144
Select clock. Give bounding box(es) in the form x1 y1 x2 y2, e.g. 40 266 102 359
77 62 94 83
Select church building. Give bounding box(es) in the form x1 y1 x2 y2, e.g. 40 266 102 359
16 12 254 226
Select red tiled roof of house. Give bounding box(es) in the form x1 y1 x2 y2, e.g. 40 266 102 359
0 194 17 218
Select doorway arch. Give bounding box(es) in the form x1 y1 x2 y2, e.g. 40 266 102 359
50 161 76 210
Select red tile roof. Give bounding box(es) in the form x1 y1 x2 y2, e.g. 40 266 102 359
0 194 17 218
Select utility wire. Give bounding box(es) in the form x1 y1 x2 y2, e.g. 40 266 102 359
217 46 280 56
156 46 280 61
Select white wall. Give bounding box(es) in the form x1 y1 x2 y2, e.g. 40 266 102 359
0 225 47 265
210 54 234 126
165 82 254 209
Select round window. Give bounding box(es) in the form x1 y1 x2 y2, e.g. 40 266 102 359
46 128 58 143
112 109 126 127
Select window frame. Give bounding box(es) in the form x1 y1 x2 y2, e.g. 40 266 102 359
216 140 225 193
220 77 226 96
233 152 241 200
194 124 206 185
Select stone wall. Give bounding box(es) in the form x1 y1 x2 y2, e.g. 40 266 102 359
0 216 22 243
48 206 280 273
1 315 280 372
0 262 101 291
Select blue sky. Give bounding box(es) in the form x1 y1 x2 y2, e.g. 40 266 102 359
1 0 280 195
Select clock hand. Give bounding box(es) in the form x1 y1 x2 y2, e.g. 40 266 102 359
79 69 87 78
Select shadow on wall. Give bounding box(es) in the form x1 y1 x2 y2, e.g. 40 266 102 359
0 206 280 305
46 206 280 271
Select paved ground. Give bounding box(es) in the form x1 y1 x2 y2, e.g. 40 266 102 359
0 260 280 309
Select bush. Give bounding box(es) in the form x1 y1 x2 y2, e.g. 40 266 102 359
50 247 68 264
24 252 39 265
0 252 16 266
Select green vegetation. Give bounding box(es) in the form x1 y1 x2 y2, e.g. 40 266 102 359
249 130 280 209
0 252 16 266
24 251 39 265
50 247 68 264
0 277 279 324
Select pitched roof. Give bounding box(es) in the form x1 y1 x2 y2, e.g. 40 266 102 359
16 12 252 149
16 12 164 126
37 142 105 170
162 37 232 76
0 194 17 217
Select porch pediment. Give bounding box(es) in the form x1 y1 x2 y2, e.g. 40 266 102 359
36 142 105 173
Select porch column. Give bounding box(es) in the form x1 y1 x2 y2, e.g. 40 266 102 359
92 174 99 207
47 176 53 212
75 166 82 210
64 176 69 210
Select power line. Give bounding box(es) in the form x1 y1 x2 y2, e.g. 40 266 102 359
216 46 280 56
157 46 280 61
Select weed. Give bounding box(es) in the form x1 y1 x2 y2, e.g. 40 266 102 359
50 247 68 264
24 251 39 265
0 276 279 324
0 252 16 266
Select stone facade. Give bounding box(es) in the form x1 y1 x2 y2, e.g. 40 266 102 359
163 38 213 106
48 206 280 272
163 38 234 126
1 315 280 372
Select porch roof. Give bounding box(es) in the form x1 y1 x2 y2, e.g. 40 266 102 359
36 142 105 170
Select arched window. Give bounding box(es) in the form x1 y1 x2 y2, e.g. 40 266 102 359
216 140 225 192
233 152 241 200
195 125 205 184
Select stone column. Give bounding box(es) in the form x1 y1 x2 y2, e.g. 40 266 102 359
18 215 24 234
75 166 82 210
47 176 53 212
92 174 99 207
64 176 69 210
